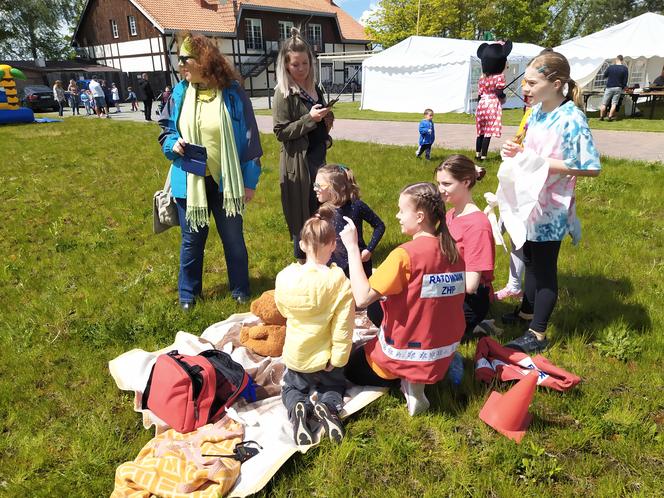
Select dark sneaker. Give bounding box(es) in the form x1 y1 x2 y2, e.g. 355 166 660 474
313 402 345 443
292 402 314 446
505 331 549 354
501 306 532 326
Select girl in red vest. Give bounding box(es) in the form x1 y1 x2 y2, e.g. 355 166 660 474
340 182 466 416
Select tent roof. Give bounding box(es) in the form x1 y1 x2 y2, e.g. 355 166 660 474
555 12 664 60
364 36 543 69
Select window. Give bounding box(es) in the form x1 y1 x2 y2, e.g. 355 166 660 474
245 18 263 50
307 24 322 50
110 19 119 39
278 21 294 41
127 15 137 36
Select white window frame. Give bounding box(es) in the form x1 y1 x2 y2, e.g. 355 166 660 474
278 21 294 41
245 18 263 51
128 15 138 36
307 23 322 51
110 19 119 39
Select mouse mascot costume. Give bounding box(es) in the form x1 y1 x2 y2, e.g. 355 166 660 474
475 41 512 160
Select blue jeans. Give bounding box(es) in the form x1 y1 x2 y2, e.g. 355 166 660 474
175 176 250 303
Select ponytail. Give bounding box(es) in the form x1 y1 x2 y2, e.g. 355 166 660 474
400 183 459 265
300 204 336 254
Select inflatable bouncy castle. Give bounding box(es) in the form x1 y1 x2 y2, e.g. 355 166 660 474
0 64 35 124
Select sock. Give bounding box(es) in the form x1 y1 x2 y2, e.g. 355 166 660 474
518 310 534 320
401 380 430 416
529 329 546 341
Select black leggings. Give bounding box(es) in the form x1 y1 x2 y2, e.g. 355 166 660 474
475 135 491 157
519 240 562 333
344 346 397 388
464 285 491 336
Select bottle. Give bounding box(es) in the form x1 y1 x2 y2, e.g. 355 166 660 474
448 352 464 386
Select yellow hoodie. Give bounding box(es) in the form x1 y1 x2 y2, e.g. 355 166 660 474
275 262 354 373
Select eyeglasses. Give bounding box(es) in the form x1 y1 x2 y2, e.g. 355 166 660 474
313 182 330 191
178 55 195 65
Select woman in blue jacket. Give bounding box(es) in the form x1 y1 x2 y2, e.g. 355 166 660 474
158 34 263 309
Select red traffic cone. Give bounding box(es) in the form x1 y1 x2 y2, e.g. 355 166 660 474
479 371 538 443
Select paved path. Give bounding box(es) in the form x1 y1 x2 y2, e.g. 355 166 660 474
256 115 663 163
60 105 662 162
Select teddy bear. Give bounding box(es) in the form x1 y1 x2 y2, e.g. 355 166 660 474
240 290 286 357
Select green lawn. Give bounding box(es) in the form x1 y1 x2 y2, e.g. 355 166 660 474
256 100 664 132
1 119 663 497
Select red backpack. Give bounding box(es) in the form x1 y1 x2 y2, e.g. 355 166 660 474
142 349 251 433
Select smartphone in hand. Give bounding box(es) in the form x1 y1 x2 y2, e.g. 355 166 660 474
324 98 339 108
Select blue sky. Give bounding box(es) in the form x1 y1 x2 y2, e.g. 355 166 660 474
336 0 377 23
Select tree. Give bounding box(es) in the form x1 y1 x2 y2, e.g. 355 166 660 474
0 0 86 60
364 0 664 48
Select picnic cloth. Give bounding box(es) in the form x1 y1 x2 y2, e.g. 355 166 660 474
109 311 387 497
112 417 243 498
474 336 582 391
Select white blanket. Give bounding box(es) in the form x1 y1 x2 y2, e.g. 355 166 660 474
109 312 387 497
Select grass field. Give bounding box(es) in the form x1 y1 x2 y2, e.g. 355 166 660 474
255 100 664 132
1 119 663 497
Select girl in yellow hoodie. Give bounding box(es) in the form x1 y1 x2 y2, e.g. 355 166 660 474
275 205 355 445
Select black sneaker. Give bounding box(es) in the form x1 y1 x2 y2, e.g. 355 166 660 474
313 402 345 443
291 402 314 446
505 331 549 354
501 306 532 326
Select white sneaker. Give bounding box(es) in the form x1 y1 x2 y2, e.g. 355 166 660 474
400 380 430 416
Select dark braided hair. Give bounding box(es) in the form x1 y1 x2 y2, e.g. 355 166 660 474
400 182 459 264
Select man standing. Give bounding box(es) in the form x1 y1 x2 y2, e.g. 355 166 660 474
599 55 629 121
88 76 106 118
652 66 664 87
138 73 155 121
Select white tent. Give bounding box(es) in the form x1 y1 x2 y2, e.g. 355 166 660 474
555 12 664 89
360 36 543 113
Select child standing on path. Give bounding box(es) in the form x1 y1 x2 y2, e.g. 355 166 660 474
435 155 494 341
275 206 354 445
111 83 121 113
416 109 435 160
126 87 138 112
501 50 601 353
313 164 385 278
341 183 465 416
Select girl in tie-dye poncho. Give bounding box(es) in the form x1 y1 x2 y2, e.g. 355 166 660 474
500 51 601 354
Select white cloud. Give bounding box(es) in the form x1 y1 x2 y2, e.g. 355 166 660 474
359 2 379 27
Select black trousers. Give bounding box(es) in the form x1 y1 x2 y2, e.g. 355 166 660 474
519 240 562 333
463 284 491 335
344 346 397 388
143 99 153 121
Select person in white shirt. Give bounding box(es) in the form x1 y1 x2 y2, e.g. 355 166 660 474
88 77 106 118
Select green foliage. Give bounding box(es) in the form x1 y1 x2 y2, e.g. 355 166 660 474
0 0 84 59
516 442 563 484
364 0 664 48
0 119 663 496
594 321 643 361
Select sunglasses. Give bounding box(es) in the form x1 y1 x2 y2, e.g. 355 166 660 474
313 182 330 191
178 55 195 65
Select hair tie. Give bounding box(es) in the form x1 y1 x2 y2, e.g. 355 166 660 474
562 81 570 97
337 164 348 172
314 213 321 219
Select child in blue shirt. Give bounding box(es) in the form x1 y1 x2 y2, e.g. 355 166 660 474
416 109 435 160
126 87 138 112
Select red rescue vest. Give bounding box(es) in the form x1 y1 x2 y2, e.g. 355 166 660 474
366 237 466 383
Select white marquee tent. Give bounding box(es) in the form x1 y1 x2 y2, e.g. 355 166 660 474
360 36 543 114
555 12 664 89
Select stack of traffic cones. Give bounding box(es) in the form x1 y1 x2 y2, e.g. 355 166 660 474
479 371 538 443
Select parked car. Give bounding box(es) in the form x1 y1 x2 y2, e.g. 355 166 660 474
21 85 59 112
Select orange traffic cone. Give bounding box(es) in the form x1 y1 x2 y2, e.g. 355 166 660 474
479 371 538 443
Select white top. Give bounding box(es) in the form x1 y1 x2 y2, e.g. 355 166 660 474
88 80 104 98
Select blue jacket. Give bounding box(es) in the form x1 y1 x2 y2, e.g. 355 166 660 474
158 80 263 199
418 119 435 146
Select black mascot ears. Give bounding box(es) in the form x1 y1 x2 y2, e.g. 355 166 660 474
477 40 513 75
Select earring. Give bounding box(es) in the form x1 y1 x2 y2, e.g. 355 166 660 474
562 82 569 97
